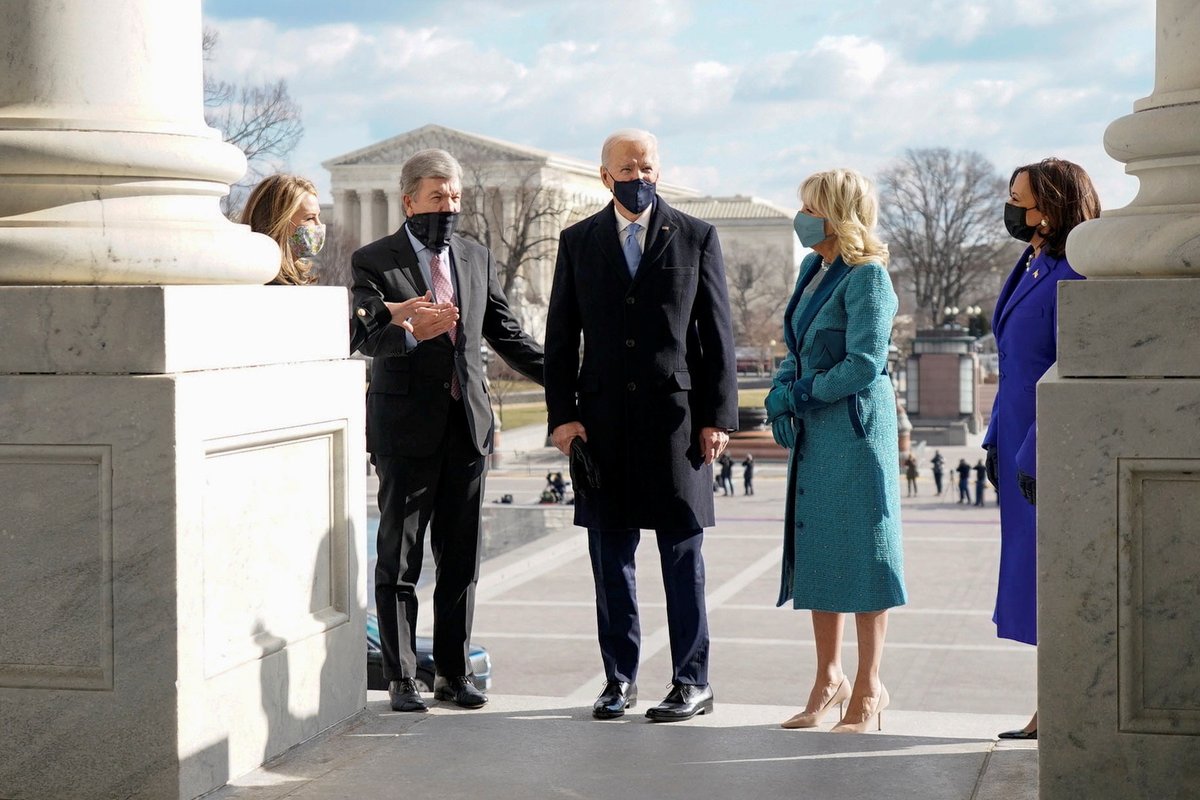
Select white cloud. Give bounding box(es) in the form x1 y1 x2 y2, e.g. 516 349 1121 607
202 1 1150 212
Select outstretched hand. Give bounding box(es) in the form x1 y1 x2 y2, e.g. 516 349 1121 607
390 291 458 340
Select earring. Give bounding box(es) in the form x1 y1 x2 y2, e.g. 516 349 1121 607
1039 219 1049 228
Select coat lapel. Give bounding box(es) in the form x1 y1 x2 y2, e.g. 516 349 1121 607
388 227 429 297
590 203 632 289
630 198 679 290
785 255 851 353
996 249 1062 331
449 235 473 350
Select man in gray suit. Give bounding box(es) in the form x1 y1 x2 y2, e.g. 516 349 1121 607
352 149 544 712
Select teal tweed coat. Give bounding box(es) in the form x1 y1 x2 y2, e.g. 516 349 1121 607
765 253 907 612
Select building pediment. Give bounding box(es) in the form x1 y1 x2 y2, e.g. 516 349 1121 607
323 124 557 168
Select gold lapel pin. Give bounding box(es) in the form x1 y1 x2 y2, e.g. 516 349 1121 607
1033 269 1040 279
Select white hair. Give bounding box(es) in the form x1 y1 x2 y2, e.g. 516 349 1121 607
601 129 659 169
400 148 463 198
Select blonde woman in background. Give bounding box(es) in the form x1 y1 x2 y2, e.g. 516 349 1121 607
765 168 906 734
240 173 325 285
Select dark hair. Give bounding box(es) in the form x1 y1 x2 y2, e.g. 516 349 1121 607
1009 158 1101 258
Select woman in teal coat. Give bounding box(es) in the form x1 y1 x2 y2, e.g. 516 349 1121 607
765 168 906 734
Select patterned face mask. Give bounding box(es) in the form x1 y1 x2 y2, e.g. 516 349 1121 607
289 223 326 258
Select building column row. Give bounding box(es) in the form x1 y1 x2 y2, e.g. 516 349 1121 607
330 187 404 248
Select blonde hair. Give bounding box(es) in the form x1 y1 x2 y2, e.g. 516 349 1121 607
240 174 319 285
799 169 889 267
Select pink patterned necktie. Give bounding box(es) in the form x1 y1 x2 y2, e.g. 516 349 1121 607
429 250 461 400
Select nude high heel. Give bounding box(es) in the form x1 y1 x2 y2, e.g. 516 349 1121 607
830 684 890 733
781 676 851 729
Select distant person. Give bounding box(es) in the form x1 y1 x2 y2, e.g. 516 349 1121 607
719 453 735 496
973 459 988 506
930 450 945 495
765 168 905 734
552 472 568 501
956 459 971 503
742 453 755 496
352 149 545 713
903 455 918 497
545 128 737 723
984 158 1098 740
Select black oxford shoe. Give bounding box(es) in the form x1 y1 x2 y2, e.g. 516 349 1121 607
388 678 427 712
434 675 488 709
998 728 1037 740
645 683 714 722
592 681 637 719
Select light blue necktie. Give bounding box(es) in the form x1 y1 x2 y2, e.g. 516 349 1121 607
623 222 643 277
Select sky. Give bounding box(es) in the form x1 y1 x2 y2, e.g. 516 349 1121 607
201 0 1156 213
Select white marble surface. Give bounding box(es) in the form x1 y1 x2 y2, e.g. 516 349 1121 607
1038 367 1200 800
1055 280 1200 378
0 1 279 284
0 360 366 800
1066 0 1200 278
0 286 352 374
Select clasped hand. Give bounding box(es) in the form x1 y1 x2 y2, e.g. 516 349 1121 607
386 292 459 340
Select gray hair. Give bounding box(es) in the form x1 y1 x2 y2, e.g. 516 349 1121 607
601 129 659 170
400 148 463 198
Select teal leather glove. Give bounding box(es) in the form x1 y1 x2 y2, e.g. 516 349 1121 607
771 415 796 449
764 385 792 422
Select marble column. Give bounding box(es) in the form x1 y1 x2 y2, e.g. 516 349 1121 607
0 3 366 799
360 189 380 246
386 188 404 234
1039 1 1200 797
332 189 353 238
0 1 278 284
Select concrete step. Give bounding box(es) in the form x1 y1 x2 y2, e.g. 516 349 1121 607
210 694 1036 800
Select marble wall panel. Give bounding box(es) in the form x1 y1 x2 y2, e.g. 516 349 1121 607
0 446 112 690
1039 370 1200 799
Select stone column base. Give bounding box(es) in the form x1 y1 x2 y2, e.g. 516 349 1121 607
0 286 367 800
1039 278 1200 800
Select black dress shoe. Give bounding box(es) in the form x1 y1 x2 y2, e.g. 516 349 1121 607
388 678 427 712
592 681 637 719
998 728 1037 740
645 683 714 722
433 676 488 709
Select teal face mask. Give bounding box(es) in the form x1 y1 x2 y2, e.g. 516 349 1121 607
792 212 828 248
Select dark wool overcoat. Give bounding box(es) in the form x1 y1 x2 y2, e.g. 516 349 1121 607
544 198 738 531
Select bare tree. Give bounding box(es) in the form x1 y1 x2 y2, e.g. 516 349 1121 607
456 164 568 302
724 243 795 356
878 148 1017 328
202 28 303 215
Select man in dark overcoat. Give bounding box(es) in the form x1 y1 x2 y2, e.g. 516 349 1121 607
545 129 737 722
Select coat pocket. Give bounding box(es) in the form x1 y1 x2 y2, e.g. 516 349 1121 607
668 370 692 392
811 328 847 372
847 393 866 438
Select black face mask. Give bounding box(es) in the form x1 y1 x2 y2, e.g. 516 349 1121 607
407 211 459 250
611 178 656 215
1004 202 1039 242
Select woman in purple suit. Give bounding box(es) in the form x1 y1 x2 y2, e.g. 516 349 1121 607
984 158 1099 740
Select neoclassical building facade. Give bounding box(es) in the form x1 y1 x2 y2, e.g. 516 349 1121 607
323 124 796 339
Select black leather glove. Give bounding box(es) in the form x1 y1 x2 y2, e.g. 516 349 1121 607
1017 471 1036 505
984 445 999 490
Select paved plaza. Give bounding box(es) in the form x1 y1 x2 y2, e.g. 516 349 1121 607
212 434 1037 800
